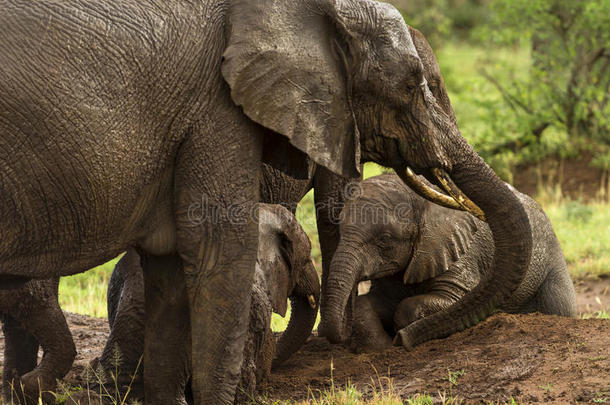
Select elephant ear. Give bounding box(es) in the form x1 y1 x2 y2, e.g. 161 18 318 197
403 203 479 284
222 0 361 178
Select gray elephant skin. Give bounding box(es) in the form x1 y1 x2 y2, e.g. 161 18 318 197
0 279 76 404
0 159 345 405
88 204 319 404
1 0 536 402
325 174 576 351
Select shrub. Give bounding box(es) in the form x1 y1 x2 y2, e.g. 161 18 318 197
475 0 610 163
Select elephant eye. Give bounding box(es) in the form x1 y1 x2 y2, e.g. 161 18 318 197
378 232 394 247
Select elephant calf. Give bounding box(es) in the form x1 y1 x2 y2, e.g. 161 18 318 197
324 174 576 352
93 203 319 402
1 278 76 404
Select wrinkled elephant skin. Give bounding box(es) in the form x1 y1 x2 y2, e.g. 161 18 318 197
325 174 576 352
1 0 532 401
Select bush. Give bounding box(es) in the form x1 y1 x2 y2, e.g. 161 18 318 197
388 0 491 47
474 0 610 164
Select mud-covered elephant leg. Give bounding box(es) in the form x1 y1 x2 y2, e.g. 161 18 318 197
106 253 130 329
236 274 273 404
172 114 263 404
522 266 577 317
314 165 355 337
141 253 190 404
351 294 394 352
394 276 472 332
99 249 146 396
2 315 39 403
394 293 461 331
14 293 76 404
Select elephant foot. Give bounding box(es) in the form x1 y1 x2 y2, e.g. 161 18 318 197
83 357 145 403
392 327 415 350
14 369 57 405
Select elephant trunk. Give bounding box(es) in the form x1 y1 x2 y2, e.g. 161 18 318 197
321 243 362 344
273 261 320 367
395 149 532 347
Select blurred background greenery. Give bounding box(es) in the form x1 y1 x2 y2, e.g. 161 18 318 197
59 0 609 319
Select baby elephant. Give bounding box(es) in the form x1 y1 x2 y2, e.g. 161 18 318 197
92 203 319 402
324 174 576 352
1 279 76 404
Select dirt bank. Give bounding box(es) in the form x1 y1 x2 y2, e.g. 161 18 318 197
267 314 609 404
0 280 608 404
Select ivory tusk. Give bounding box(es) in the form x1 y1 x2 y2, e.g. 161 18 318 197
307 295 317 309
431 168 486 222
402 167 463 210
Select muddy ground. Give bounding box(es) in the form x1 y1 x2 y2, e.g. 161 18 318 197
1 277 608 404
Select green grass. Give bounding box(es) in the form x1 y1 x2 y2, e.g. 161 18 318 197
58 256 121 318
538 195 610 279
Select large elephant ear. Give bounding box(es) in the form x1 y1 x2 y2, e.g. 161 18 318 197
222 0 361 178
403 203 479 284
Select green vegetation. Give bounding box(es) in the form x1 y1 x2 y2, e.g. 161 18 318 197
539 195 610 278
397 0 610 179
478 0 610 164
58 256 121 318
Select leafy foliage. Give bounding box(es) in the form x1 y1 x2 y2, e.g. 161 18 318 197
389 0 492 48
474 0 610 166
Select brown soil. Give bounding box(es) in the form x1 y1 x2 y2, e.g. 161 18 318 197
0 285 608 404
267 314 609 404
574 276 610 316
512 154 609 202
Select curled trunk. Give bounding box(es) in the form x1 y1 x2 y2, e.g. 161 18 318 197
395 151 532 346
273 261 320 367
321 246 362 344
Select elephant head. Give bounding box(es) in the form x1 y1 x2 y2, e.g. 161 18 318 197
223 0 532 347
257 204 320 366
327 174 480 331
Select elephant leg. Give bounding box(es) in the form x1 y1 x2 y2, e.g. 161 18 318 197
394 293 458 331
142 253 190 405
2 315 39 403
527 268 577 317
350 295 393 352
15 300 76 404
99 251 146 399
171 116 263 404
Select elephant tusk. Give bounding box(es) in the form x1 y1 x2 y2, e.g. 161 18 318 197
307 295 317 309
402 167 463 211
431 168 486 222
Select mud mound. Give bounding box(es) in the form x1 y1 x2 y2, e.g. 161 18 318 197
267 314 609 403
0 310 608 403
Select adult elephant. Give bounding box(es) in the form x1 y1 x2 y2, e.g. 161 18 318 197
94 204 320 402
0 0 531 403
99 161 349 389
